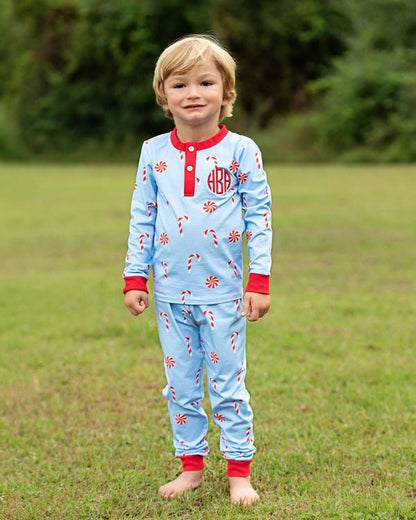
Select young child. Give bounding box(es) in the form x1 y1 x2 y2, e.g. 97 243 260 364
123 35 272 506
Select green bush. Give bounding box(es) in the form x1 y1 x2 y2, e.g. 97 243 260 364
309 50 416 161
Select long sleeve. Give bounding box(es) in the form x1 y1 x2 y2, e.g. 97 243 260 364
237 139 272 293
123 142 157 292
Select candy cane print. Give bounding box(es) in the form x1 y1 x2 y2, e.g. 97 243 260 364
185 336 192 355
227 260 238 278
264 211 270 228
237 362 244 383
179 439 189 450
230 332 239 352
206 156 218 167
246 427 252 443
230 187 237 204
195 368 201 386
177 215 190 236
187 253 201 272
147 201 157 217
204 228 218 247
159 312 170 331
203 310 215 329
233 401 240 414
161 261 168 280
181 309 191 322
142 166 147 183
181 290 192 304
209 377 218 392
235 299 240 312
254 152 261 170
168 385 176 402
190 400 200 407
139 233 150 251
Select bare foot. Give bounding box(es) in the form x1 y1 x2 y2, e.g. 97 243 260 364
229 476 259 506
158 470 203 499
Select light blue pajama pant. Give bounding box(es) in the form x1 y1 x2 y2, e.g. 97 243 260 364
154 298 256 462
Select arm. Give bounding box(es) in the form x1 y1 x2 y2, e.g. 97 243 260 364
123 142 157 314
237 139 272 321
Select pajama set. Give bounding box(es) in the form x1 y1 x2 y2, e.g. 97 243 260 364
123 124 272 476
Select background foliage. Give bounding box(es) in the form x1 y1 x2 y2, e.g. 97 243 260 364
1 0 415 161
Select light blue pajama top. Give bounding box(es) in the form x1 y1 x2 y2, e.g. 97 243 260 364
124 125 272 304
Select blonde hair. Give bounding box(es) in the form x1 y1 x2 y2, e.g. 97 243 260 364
153 35 237 121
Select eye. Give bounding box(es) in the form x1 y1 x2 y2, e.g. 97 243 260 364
173 83 185 89
201 81 213 86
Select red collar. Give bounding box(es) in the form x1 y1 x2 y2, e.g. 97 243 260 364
170 125 228 151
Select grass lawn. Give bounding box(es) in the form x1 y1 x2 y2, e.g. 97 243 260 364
0 162 415 519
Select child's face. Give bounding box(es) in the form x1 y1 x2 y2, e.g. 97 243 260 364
163 60 225 133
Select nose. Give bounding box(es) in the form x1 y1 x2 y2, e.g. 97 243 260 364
187 83 200 98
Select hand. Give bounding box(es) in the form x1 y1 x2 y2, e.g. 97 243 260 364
241 292 270 322
124 290 149 316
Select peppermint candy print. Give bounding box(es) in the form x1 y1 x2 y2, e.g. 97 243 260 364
228 230 241 243
187 253 201 272
202 201 217 213
205 276 219 289
246 230 253 241
165 356 175 369
204 228 218 247
175 414 187 425
238 172 248 184
229 160 240 173
177 215 190 236
210 351 219 364
160 232 169 245
154 161 167 173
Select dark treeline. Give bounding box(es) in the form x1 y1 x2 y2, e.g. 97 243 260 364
1 0 415 161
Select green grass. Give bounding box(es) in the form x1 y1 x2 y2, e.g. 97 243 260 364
0 162 415 520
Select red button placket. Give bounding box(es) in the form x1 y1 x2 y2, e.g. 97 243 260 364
184 145 197 197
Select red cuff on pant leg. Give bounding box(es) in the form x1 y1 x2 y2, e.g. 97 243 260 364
179 455 205 472
227 459 252 477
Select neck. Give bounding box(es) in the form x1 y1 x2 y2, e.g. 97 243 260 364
175 123 221 143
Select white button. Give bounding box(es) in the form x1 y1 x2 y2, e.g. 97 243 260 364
187 165 193 171
188 146 195 152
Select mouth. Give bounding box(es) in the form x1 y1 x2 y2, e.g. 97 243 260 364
184 104 205 109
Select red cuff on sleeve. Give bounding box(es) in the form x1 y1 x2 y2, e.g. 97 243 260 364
123 276 148 294
179 455 205 472
227 459 252 477
245 273 270 294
